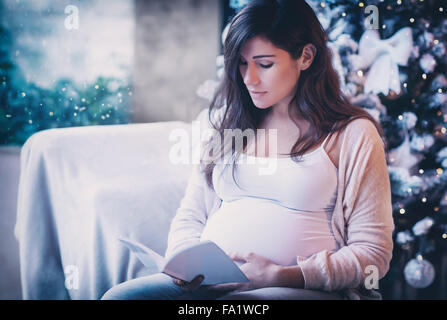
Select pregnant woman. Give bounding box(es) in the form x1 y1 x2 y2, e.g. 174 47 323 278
102 0 394 300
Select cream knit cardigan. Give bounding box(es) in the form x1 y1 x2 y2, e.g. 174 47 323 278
165 115 395 300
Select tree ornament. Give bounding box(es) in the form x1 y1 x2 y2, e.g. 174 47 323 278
388 133 424 171
403 257 435 289
349 27 413 96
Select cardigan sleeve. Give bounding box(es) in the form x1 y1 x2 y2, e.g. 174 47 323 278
164 163 209 259
164 107 226 260
297 119 395 292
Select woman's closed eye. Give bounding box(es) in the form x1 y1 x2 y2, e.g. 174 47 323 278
259 63 273 69
239 60 274 69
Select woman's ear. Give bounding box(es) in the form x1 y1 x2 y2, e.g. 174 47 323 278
300 43 316 71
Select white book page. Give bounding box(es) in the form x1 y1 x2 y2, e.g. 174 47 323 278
118 238 166 271
119 238 248 285
163 241 249 285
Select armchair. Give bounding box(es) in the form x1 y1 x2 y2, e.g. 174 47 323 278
15 109 210 299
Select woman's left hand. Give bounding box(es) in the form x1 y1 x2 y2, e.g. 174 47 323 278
204 252 281 293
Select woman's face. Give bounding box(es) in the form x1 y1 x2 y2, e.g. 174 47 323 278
239 35 313 112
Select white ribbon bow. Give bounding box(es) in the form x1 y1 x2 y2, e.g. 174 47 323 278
352 27 413 96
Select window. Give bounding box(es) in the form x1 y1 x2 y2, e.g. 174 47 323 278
0 0 134 145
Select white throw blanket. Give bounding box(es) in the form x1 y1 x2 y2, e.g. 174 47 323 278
14 121 194 299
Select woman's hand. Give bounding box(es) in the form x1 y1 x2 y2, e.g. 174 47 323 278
204 252 282 293
172 274 204 291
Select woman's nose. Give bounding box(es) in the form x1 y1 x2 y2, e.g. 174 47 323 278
243 65 260 86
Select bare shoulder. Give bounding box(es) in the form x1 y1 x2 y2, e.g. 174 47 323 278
323 118 379 170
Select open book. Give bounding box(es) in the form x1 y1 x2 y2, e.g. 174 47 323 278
118 238 249 285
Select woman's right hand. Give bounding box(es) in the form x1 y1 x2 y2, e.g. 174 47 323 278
172 274 204 291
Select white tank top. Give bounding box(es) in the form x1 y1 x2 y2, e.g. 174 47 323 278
200 134 339 266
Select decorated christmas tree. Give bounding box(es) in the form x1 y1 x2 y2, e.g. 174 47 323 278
196 0 447 299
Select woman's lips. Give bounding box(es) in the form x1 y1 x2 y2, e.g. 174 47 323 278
249 91 267 97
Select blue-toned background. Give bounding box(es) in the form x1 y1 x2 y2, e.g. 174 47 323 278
1 0 447 300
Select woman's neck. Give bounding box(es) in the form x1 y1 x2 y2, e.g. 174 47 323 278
261 106 309 135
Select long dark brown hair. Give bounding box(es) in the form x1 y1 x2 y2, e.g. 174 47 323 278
201 0 386 190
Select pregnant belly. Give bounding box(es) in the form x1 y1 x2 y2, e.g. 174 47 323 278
200 198 337 266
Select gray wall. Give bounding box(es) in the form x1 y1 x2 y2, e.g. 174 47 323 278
133 0 221 123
